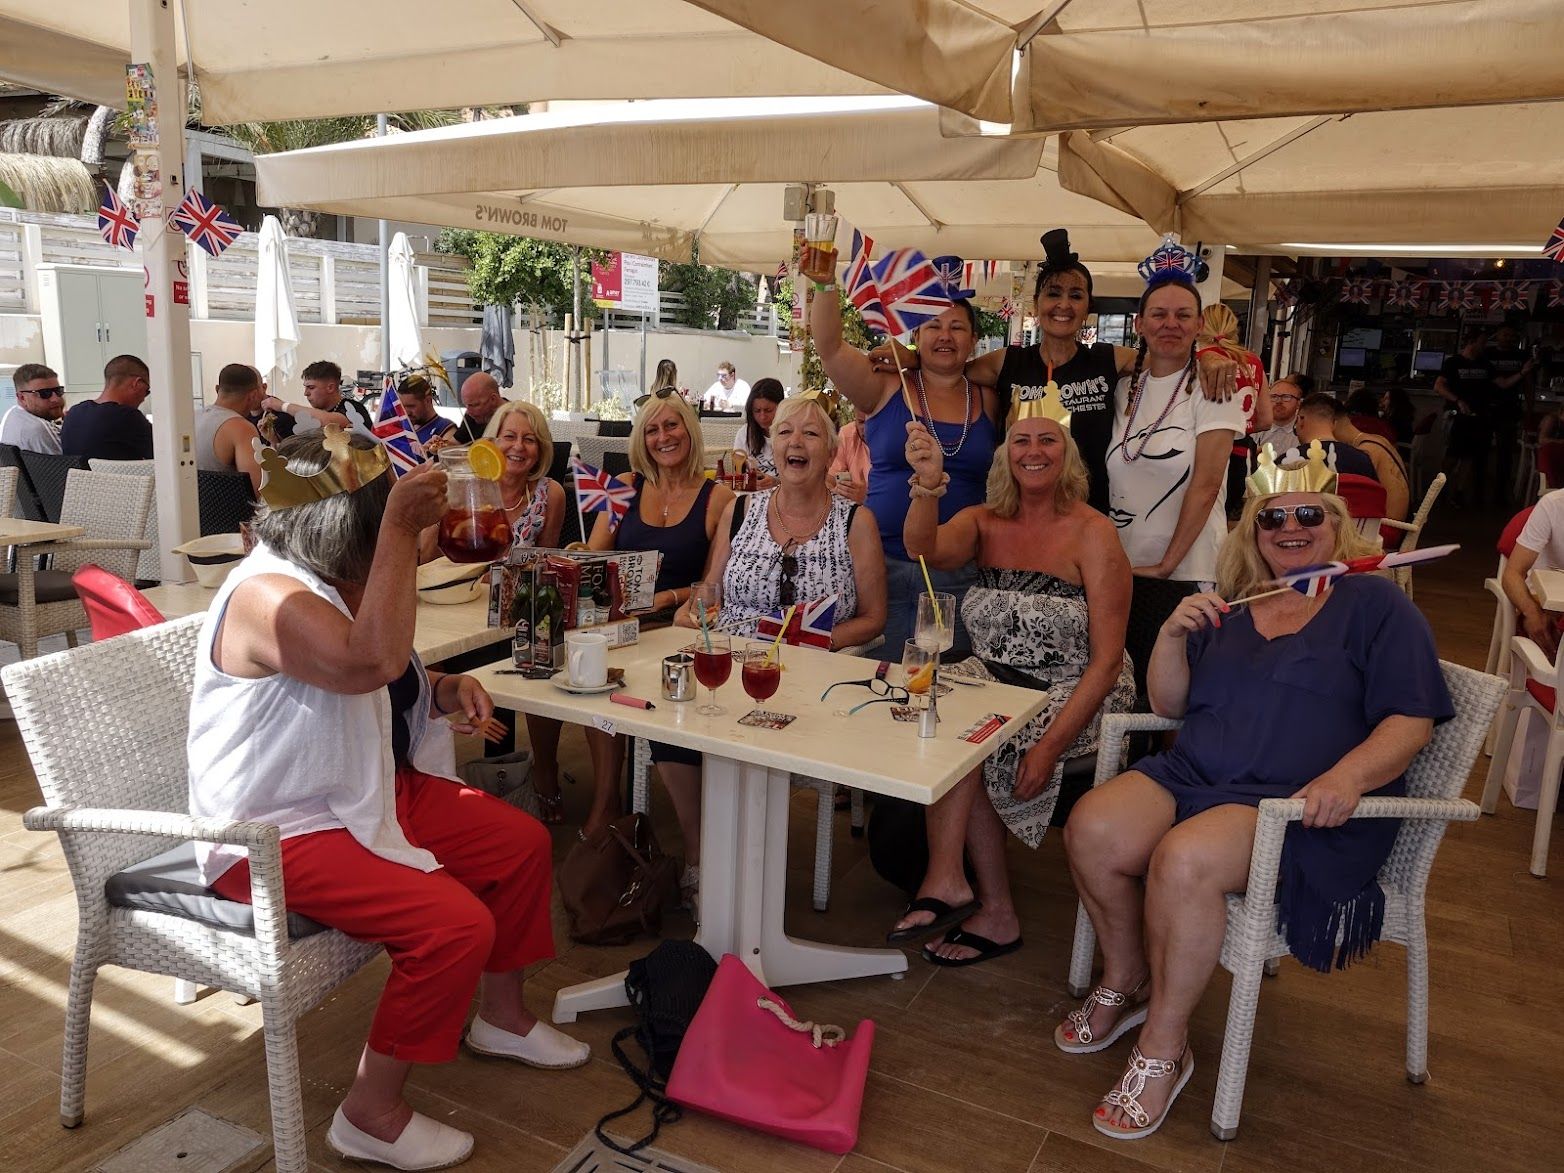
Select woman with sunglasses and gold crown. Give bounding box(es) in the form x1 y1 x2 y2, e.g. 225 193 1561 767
1056 442 1453 1143
187 428 588 1171
886 388 1136 965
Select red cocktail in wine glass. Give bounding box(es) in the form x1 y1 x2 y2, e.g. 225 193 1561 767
740 644 782 703
691 632 732 716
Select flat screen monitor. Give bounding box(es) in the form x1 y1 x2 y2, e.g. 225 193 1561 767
1341 327 1383 350
1337 347 1367 369
1413 349 1445 373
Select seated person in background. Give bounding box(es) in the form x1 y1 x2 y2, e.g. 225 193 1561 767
61 353 154 461
191 430 587 1171
730 377 784 484
269 359 374 437
396 373 458 451
827 403 871 505
196 363 266 492
1345 387 1398 442
451 372 508 445
1 362 65 454
1289 393 1378 481
1329 395 1410 524
1059 447 1452 1141
888 395 1135 965
1500 487 1564 660
1379 386 1417 448
1250 373 1311 455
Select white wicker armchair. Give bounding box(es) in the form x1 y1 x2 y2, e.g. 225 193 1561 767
3 617 381 1173
1065 659 1503 1141
0 469 153 660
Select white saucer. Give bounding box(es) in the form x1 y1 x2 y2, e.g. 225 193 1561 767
550 677 620 696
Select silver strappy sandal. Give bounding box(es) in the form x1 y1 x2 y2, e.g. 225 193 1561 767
1094 1044 1194 1141
1053 977 1149 1054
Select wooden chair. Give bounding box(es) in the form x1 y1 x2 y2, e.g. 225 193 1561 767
1380 473 1446 598
1067 661 1503 1139
3 618 379 1173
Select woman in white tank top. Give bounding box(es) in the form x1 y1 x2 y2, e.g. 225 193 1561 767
188 428 586 1170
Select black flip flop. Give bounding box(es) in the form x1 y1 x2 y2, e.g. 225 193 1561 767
923 929 1023 967
885 896 983 945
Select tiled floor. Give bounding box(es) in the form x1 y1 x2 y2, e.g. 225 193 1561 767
0 502 1559 1171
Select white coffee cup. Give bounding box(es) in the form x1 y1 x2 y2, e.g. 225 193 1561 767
565 631 609 688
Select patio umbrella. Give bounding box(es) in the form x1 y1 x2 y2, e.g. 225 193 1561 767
253 214 301 393
480 303 515 389
387 232 425 374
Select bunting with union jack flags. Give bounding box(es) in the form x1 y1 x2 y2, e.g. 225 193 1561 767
870 249 952 337
755 593 838 650
1339 277 1375 305
1542 216 1564 264
1384 279 1421 310
1551 282 1564 309
570 457 637 531
1495 281 1532 311
372 375 427 476
96 183 139 250
170 188 243 257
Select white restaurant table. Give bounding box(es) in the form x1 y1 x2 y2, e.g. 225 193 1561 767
140 582 508 663
472 626 1049 1023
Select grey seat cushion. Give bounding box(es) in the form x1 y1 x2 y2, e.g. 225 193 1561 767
105 841 329 938
0 569 80 605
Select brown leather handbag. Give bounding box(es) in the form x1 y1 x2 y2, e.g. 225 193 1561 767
559 812 679 945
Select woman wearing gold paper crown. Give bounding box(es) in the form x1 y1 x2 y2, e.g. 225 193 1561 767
888 390 1136 964
1057 443 1453 1142
188 428 587 1172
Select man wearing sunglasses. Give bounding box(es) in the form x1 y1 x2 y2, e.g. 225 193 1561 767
1 363 65 454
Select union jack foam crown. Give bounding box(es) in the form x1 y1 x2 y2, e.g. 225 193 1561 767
97 183 139 250
1272 545 1459 599
371 374 427 476
1136 234 1199 286
931 254 975 301
1542 217 1564 264
170 188 242 257
570 457 637 530
870 248 952 338
755 593 838 650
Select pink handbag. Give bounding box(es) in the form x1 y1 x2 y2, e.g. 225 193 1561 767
666 954 875 1154
663 957 875 1157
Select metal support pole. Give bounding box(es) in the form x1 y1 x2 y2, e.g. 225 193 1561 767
378 113 390 377
131 0 199 582
1246 256 1271 354
571 246 583 411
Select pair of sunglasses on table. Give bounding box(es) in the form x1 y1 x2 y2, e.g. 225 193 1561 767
820 661 909 715
1255 504 1327 530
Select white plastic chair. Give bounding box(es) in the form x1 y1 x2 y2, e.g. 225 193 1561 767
1066 660 1502 1140
1482 506 1537 754
1379 473 1446 598
3 617 382 1173
1481 635 1564 876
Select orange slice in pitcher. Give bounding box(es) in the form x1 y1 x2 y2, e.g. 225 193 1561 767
468 439 504 481
905 661 936 694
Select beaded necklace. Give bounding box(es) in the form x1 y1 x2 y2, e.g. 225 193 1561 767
1119 357 1197 463
913 371 974 459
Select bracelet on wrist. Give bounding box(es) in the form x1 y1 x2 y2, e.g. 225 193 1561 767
908 472 950 500
813 281 837 293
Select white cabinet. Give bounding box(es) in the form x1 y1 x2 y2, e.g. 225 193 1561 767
36 264 149 407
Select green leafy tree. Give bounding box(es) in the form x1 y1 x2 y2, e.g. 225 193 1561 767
435 230 602 321
660 259 758 330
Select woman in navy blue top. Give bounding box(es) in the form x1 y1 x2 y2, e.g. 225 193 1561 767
807 267 999 655
1058 480 1452 1142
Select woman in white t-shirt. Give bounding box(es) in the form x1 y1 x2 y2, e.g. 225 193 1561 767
1108 269 1246 691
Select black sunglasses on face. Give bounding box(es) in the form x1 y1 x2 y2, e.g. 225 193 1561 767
23 385 63 399
1255 504 1327 530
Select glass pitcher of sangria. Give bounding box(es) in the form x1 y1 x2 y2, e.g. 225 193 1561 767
436 444 512 562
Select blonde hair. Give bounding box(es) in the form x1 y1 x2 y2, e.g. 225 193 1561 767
985 419 1090 519
770 395 839 453
483 399 554 480
629 394 706 486
1197 304 1255 368
1216 491 1380 598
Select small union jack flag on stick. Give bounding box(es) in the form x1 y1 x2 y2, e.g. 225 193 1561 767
1230 545 1459 606
1542 216 1564 264
97 183 139 250
871 248 952 338
570 457 637 533
755 593 838 649
170 187 243 257
372 375 427 476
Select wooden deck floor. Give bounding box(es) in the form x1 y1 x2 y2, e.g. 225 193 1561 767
0 501 1558 1172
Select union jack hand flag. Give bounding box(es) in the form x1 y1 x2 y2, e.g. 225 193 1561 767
1262 544 1459 600
97 183 139 250
170 188 242 257
1542 217 1564 263
570 457 637 530
372 375 427 476
870 248 952 338
755 593 838 649
843 229 888 334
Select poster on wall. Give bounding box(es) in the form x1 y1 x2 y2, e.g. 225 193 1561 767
789 227 806 353
619 253 659 314
124 63 162 219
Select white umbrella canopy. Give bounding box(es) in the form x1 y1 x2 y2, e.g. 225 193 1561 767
253 215 301 391
684 0 1564 131
0 0 892 125
254 99 1165 270
387 232 425 374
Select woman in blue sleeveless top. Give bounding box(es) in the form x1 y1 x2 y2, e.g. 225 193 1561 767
808 269 999 654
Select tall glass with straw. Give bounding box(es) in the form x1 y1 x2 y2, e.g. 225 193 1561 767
914 557 955 736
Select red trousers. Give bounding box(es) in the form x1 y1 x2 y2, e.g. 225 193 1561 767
212 769 555 1063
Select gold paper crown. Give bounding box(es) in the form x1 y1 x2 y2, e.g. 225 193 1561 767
1008 380 1071 429
255 426 392 511
1245 440 1338 498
